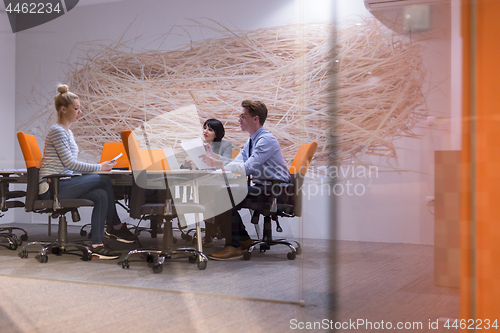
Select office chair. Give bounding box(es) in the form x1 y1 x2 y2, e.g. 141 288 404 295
99 142 131 169
0 173 28 250
79 142 132 239
120 130 207 273
119 132 174 240
231 149 240 159
17 132 93 262
241 142 318 261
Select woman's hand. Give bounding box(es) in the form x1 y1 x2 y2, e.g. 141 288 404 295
203 143 220 160
100 160 117 171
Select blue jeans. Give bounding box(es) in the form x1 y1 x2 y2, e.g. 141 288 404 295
40 174 121 244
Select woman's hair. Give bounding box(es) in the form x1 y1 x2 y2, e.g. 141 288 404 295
203 118 225 142
54 84 79 112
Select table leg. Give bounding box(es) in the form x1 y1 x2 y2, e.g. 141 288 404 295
192 178 203 256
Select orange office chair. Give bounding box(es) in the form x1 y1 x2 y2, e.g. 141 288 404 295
120 131 171 239
231 149 240 159
17 132 93 262
99 142 130 170
241 142 318 260
120 130 207 273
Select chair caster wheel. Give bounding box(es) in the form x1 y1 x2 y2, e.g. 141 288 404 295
122 259 130 269
259 245 266 253
88 231 92 239
82 252 92 261
295 245 301 255
80 230 87 236
51 247 61 255
287 252 296 260
8 242 17 251
197 260 207 270
146 254 154 263
152 264 163 274
188 255 197 263
19 250 28 258
9 235 20 247
182 234 192 242
20 234 28 242
10 235 22 247
38 255 48 263
243 252 252 261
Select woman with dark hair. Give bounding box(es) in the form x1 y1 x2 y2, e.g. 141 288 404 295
203 118 232 158
181 118 233 246
182 118 232 169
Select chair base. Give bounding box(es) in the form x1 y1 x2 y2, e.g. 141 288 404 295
19 215 92 262
130 216 163 239
244 239 301 261
121 247 208 272
244 214 301 261
0 226 28 249
19 241 93 262
121 218 207 273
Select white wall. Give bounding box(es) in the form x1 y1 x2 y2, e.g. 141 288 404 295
0 9 17 224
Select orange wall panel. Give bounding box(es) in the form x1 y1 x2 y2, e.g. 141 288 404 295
461 0 500 326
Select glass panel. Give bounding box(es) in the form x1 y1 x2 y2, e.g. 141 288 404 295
331 0 461 330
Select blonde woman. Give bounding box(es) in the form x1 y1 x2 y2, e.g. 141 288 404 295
38 84 136 259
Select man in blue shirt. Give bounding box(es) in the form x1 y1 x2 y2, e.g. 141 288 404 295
203 100 289 260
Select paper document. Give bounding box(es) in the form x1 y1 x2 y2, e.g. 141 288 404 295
180 138 212 170
162 147 180 170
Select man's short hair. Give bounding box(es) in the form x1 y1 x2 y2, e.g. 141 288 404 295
242 100 267 125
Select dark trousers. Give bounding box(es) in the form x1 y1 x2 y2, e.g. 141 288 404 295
214 186 278 248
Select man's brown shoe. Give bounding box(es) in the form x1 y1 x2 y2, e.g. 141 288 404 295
240 239 255 251
208 245 243 260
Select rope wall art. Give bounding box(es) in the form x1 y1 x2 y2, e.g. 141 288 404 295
20 18 426 169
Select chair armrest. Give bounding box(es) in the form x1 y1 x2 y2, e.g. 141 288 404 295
42 174 81 210
0 178 21 184
42 173 82 180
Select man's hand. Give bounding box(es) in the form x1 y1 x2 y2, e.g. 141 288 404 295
200 154 224 168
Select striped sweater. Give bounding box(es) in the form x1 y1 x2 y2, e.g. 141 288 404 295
39 123 101 194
